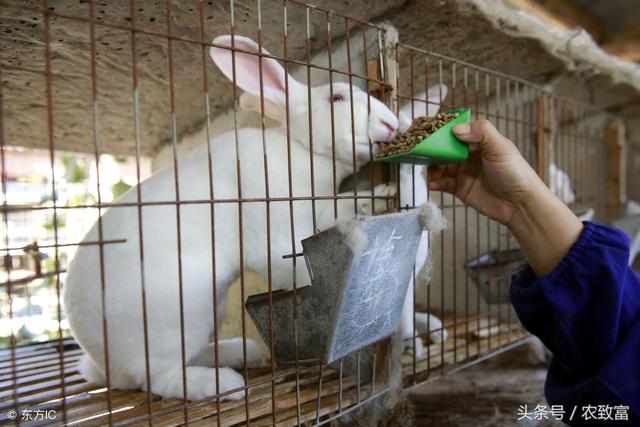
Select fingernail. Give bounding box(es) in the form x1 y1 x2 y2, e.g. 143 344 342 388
452 124 471 135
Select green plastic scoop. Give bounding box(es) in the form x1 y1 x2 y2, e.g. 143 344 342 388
375 108 471 166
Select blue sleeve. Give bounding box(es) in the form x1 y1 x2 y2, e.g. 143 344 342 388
510 221 640 423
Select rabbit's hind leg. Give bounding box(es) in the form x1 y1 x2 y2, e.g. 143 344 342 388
78 354 105 386
400 278 426 359
415 311 448 344
400 281 448 358
147 364 245 401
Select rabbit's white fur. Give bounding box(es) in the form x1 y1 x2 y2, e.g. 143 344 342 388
62 35 398 401
548 162 575 205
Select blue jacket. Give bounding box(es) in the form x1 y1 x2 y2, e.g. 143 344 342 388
511 221 640 425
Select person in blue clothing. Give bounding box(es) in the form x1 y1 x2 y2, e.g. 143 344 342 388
427 119 639 425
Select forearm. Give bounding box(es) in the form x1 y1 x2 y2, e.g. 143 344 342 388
509 221 640 418
507 178 583 276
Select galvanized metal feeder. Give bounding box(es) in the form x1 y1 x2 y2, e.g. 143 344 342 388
612 213 640 266
245 210 424 364
464 248 527 304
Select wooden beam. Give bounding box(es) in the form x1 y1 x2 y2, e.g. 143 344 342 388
505 0 640 62
602 23 640 62
602 39 640 62
608 21 640 44
504 0 605 42
536 96 548 183
606 121 625 222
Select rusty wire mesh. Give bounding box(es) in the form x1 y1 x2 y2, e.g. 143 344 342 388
0 0 618 425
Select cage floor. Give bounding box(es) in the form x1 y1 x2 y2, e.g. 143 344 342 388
0 315 528 426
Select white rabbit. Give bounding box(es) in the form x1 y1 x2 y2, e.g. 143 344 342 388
62 35 399 401
397 86 450 358
548 162 575 205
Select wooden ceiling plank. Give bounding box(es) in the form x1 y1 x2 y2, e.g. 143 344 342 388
504 0 605 42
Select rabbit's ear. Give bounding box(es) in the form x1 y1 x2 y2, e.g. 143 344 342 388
210 35 305 113
238 92 283 121
398 93 426 132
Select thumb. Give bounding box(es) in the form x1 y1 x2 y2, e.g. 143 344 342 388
452 119 515 158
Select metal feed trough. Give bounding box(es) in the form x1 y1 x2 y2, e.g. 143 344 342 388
611 214 640 266
465 204 600 305
245 210 424 364
464 248 528 304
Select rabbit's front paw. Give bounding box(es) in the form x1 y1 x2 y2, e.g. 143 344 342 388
356 184 397 215
372 183 397 214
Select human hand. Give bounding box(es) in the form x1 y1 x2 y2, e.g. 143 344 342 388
427 119 582 276
427 119 546 226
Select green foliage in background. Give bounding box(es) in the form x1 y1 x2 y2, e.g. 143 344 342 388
43 215 65 232
60 153 87 184
112 180 132 200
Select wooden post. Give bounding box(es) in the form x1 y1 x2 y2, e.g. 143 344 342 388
536 96 548 183
367 59 385 100
606 120 625 221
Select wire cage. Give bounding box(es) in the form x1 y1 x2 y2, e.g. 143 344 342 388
0 1 623 426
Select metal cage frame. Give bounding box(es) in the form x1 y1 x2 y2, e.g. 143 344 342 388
0 0 622 425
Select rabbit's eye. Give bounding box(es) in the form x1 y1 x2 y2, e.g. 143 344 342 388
330 94 345 103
